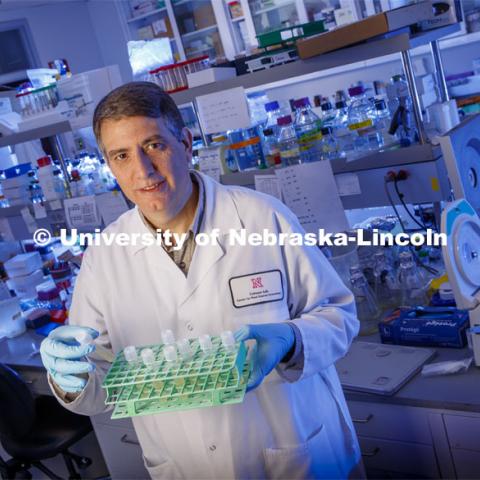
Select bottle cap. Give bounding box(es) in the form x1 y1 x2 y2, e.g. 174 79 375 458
277 115 292 126
375 99 387 110
321 101 333 111
263 127 274 136
348 86 365 97
335 100 347 109
264 101 279 112
37 156 52 168
293 97 310 109
124 345 138 363
321 126 333 135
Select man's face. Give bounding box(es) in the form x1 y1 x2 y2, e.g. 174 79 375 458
101 116 193 221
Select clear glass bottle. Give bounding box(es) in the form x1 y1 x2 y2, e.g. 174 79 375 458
264 101 281 132
262 127 281 168
53 170 66 199
228 129 257 171
320 100 336 127
293 97 323 163
347 85 378 153
397 251 429 306
374 99 395 148
277 115 301 166
373 251 401 310
387 74 416 146
319 126 339 161
350 271 381 335
333 100 354 157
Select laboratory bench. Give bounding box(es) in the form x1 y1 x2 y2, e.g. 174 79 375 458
1 330 480 479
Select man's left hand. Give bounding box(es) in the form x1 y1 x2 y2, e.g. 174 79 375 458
234 323 295 392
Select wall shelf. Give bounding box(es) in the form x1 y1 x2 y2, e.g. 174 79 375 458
0 121 71 148
126 6 168 23
171 23 460 105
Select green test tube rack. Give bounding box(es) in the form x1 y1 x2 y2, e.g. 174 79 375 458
102 336 250 419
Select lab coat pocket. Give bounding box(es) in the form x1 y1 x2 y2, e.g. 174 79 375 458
142 454 183 479
263 424 345 480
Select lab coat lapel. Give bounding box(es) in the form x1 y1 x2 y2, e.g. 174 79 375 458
179 173 242 306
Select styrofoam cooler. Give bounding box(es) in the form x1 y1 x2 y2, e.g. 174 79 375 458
0 297 26 338
6 269 44 297
4 252 43 277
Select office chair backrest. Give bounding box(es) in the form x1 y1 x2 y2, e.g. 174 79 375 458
0 364 35 440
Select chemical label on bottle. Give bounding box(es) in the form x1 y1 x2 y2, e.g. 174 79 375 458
297 130 323 152
348 119 373 131
280 147 300 159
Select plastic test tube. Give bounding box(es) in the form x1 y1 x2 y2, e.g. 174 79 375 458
177 338 193 360
76 330 115 363
221 330 236 353
123 345 138 363
199 334 214 355
140 348 156 367
163 344 178 363
161 329 175 345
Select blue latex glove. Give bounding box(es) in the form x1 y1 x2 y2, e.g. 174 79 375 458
40 325 99 393
234 323 295 392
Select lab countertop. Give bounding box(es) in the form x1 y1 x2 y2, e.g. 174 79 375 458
1 330 480 413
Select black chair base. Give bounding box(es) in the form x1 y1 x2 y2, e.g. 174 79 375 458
0 449 91 480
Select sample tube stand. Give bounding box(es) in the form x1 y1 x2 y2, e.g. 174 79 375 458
102 336 249 419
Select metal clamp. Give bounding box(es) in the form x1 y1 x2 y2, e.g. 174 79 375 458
352 414 373 424
120 434 140 446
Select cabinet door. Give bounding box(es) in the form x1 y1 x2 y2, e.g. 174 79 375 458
451 449 480 479
172 0 225 60
444 413 480 451
348 401 433 444
248 0 299 36
93 423 148 479
358 436 440 479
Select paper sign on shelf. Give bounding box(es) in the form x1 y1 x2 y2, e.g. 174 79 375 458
96 191 130 227
275 162 349 234
196 87 251 135
20 207 38 234
64 196 101 230
198 147 223 183
335 173 362 196
254 175 283 201
0 218 15 242
33 202 48 219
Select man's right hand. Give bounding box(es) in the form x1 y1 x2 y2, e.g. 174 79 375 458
40 325 98 393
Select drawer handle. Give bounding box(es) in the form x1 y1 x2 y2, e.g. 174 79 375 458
120 434 140 446
362 447 380 458
352 414 373 424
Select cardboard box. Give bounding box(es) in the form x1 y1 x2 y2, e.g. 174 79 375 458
379 307 469 348
194 3 215 30
137 25 155 40
152 17 173 38
297 1 433 59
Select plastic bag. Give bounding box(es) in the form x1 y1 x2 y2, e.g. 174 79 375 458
421 357 473 377
128 39 173 79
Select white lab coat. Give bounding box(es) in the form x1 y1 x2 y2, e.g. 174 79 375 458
50 172 361 479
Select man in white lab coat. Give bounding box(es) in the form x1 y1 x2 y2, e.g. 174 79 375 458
41 82 362 479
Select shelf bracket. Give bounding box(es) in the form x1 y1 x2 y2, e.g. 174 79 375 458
401 49 428 145
430 40 450 103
